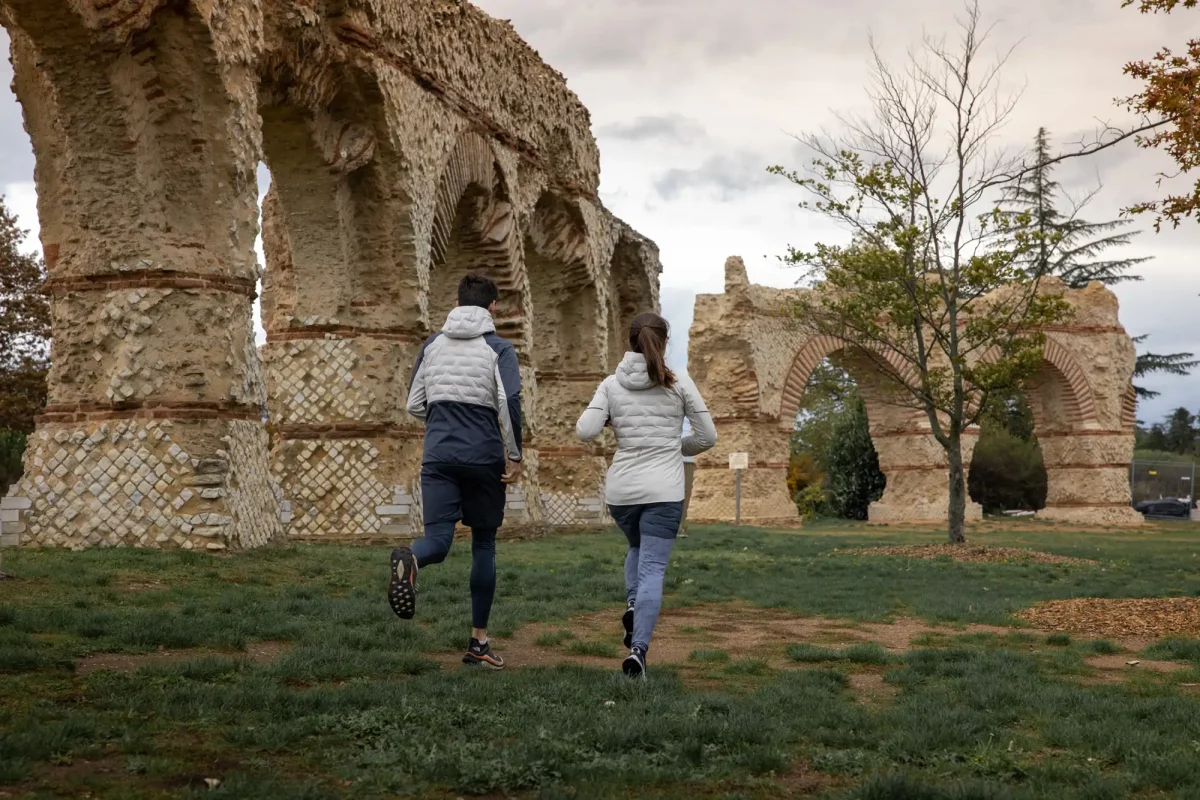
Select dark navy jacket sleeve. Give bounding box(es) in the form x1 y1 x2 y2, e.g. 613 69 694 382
490 337 523 458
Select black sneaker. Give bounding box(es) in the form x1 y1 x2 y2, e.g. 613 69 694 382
388 547 417 619
622 646 646 679
622 602 635 649
463 638 505 669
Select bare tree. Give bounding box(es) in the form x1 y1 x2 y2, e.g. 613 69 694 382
770 2 1070 542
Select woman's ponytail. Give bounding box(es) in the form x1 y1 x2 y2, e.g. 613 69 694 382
629 312 675 389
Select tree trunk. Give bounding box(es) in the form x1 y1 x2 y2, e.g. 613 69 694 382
947 434 967 543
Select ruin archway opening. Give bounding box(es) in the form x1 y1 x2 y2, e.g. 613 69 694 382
525 193 603 375
255 72 425 541
777 334 982 525
788 356 886 520
967 389 1048 515
523 192 608 525
607 236 656 371
426 135 521 343
258 103 349 327
252 161 271 350
427 180 518 333
257 66 416 334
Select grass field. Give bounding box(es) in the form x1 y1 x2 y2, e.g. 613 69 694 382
4 519 1200 798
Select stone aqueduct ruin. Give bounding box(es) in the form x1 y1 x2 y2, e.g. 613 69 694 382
0 0 659 549
687 258 1143 528
0 1 1141 549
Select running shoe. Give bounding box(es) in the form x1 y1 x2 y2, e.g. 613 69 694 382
463 637 505 669
388 546 417 619
623 646 647 679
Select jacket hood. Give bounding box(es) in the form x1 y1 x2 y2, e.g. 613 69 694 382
616 352 656 391
441 305 496 339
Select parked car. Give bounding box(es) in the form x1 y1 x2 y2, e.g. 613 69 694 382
1133 499 1191 518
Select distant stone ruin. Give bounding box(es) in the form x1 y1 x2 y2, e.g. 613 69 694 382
0 0 659 549
687 257 1143 527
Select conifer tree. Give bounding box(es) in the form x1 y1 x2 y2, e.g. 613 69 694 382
1003 129 1195 403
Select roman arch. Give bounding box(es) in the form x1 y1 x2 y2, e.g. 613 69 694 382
686 257 1143 527
0 0 660 549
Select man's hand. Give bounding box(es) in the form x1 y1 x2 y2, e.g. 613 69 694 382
502 460 523 485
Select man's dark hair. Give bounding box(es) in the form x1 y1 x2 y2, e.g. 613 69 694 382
458 273 499 309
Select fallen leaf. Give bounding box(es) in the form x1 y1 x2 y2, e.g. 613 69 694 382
1017 598 1200 638
838 544 1094 566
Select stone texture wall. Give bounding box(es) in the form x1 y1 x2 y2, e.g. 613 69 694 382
0 0 660 548
688 257 1142 527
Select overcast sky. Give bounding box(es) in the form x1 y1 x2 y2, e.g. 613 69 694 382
2 1 1198 423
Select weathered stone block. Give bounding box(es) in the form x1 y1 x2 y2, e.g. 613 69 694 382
375 505 409 516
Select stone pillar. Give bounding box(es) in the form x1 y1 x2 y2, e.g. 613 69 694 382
262 328 426 540
688 418 799 524
255 86 429 540
868 428 983 524
532 373 611 525
1 1 281 549
1038 431 1144 525
526 194 613 526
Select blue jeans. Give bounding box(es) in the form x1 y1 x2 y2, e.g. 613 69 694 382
608 502 684 654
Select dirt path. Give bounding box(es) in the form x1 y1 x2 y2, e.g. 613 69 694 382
76 640 290 676
431 604 1017 673
427 603 1188 688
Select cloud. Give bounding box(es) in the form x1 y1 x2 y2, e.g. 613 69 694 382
659 285 696 374
472 0 879 72
598 114 706 145
653 152 776 202
0 31 35 187
3 182 39 255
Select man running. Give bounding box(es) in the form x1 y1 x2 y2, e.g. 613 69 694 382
388 273 522 669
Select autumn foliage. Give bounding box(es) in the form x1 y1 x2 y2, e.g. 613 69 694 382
1121 0 1200 228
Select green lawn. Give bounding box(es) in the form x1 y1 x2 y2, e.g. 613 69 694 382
4 520 1200 798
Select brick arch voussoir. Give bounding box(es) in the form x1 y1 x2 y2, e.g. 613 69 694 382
1036 337 1097 429
1121 383 1138 430
777 335 913 430
952 338 1096 431
427 132 525 339
526 191 593 286
430 132 507 267
525 191 600 371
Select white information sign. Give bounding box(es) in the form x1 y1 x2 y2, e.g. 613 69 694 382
728 452 749 470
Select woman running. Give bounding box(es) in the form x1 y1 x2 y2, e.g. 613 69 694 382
576 312 717 678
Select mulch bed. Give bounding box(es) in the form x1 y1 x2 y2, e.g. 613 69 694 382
836 544 1096 566
1018 598 1200 638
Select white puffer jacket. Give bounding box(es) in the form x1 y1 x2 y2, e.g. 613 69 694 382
405 305 522 465
576 352 717 505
